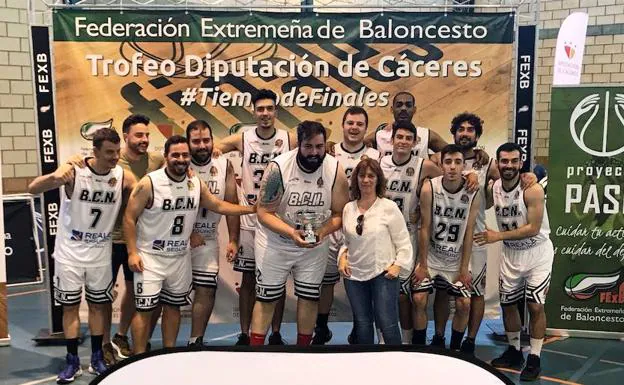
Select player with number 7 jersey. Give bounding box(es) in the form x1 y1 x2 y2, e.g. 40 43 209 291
28 128 137 383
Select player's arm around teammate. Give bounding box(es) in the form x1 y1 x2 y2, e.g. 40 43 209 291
198 179 256 217
28 162 75 195
475 184 544 245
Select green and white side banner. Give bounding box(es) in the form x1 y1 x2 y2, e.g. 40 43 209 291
546 85 624 338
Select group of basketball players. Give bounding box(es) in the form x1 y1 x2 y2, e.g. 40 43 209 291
28 89 553 384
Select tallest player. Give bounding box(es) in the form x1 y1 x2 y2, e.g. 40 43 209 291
215 89 296 345
365 92 448 157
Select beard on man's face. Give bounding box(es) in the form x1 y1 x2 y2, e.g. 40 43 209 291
191 148 212 164
297 152 324 171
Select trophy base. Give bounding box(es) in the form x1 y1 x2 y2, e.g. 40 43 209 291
303 233 318 244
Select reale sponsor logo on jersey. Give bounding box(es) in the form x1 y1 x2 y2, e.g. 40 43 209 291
152 239 189 253
430 243 460 259
193 222 217 239
71 229 111 244
71 230 83 241
503 238 537 250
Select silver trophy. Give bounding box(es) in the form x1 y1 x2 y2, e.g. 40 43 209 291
286 210 332 244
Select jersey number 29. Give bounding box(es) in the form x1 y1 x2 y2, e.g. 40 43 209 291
434 222 460 243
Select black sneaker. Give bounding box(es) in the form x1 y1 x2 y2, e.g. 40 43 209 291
491 346 525 368
460 338 476 355
188 336 204 349
268 332 285 345
311 327 333 345
520 354 541 381
235 333 250 346
430 334 446 348
111 334 132 359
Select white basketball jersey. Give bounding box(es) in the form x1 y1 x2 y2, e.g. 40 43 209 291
380 154 423 232
190 157 228 242
493 179 550 250
428 176 478 271
375 125 430 158
330 143 379 246
334 142 380 183
256 149 338 252
136 168 201 256
464 157 494 251
240 128 290 230
54 161 124 267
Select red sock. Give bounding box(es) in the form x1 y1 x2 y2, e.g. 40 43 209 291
250 333 266 346
297 333 313 346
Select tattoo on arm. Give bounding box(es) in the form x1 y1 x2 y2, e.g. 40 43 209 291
259 163 284 206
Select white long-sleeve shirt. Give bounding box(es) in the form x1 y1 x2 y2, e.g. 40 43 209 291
341 197 414 282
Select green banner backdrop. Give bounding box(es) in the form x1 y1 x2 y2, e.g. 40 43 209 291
546 85 624 337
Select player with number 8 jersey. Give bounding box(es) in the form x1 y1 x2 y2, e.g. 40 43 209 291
124 135 255 354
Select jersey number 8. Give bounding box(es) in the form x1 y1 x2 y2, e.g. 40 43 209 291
172 215 185 235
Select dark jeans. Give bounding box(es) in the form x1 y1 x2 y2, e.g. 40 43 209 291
344 273 401 345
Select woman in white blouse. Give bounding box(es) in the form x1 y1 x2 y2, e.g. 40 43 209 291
338 157 414 345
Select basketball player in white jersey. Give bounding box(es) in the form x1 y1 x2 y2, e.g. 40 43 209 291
215 89 295 345
185 120 240 347
430 114 537 353
66 114 165 363
475 142 552 381
412 145 480 348
379 121 442 344
124 135 255 354
426 113 497 352
28 128 136 383
312 106 380 345
250 121 349 346
364 91 448 158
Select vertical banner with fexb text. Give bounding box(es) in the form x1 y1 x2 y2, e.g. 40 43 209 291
52 10 513 322
546 86 624 337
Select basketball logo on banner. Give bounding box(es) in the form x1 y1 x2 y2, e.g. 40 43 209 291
569 91 624 157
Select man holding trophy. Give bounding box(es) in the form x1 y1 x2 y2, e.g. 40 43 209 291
249 121 349 346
